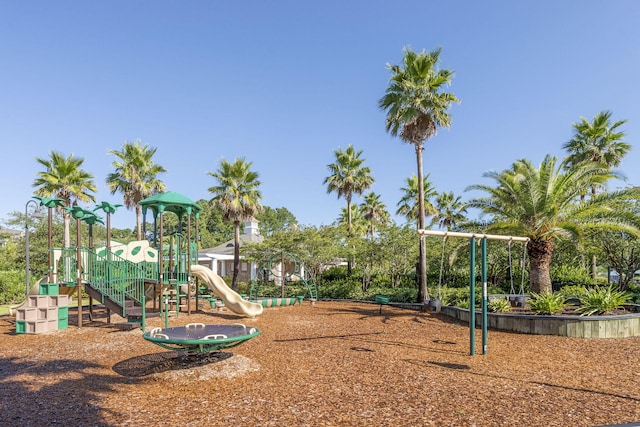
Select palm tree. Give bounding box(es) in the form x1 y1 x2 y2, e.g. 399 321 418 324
324 145 374 274
360 192 390 239
33 151 97 247
323 145 374 238
396 174 437 228
430 191 467 230
207 157 262 291
563 111 630 175
337 204 368 238
466 154 640 293
106 140 167 240
563 111 630 278
563 111 630 200
379 46 459 302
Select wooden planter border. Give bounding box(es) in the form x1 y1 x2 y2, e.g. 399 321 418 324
440 306 640 338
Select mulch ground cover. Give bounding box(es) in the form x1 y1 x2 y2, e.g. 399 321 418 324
1 300 639 427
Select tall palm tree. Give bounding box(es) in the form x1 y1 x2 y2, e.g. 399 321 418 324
562 111 630 278
563 111 630 199
379 46 459 302
563 111 630 172
207 157 262 291
360 192 390 239
466 154 640 293
323 145 374 238
324 145 374 274
430 191 467 230
106 140 167 240
33 151 97 247
396 174 437 228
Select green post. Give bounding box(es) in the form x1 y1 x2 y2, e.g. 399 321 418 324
141 292 146 331
469 236 476 356
481 238 488 355
164 295 169 328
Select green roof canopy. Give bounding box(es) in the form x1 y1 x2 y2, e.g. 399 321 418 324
139 191 201 220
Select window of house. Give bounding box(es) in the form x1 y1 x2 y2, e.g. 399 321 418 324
241 262 247 272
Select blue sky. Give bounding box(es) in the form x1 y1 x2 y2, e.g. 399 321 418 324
2 1 639 230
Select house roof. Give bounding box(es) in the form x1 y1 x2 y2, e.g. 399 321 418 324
199 233 263 257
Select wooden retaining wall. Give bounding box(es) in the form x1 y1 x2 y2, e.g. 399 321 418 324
440 306 640 338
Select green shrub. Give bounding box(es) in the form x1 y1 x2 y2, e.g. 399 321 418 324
317 279 361 300
529 291 566 315
319 266 348 282
626 283 640 304
456 298 470 309
576 285 632 316
488 298 512 313
556 285 588 299
369 273 391 288
0 269 25 304
388 287 418 303
551 264 592 287
445 287 485 307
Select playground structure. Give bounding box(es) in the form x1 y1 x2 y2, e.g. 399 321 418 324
249 251 318 306
13 192 264 343
191 264 263 316
143 323 260 353
418 229 529 356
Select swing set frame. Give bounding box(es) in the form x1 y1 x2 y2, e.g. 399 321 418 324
419 229 529 356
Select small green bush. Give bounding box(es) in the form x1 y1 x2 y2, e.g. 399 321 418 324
488 298 512 313
319 266 348 282
556 285 588 299
317 279 361 300
551 264 592 287
576 285 632 316
0 269 26 304
456 298 470 309
529 291 566 315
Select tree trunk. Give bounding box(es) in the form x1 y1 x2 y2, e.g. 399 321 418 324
136 204 143 240
232 221 240 291
63 213 71 248
415 144 428 302
346 196 352 275
527 238 555 293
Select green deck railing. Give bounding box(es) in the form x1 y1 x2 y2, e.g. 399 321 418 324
54 246 149 319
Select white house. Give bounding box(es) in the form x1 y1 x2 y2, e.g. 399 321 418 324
197 218 263 281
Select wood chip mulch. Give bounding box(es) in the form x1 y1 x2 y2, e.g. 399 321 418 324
1 300 639 427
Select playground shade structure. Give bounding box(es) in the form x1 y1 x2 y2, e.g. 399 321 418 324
191 264 264 317
143 323 260 353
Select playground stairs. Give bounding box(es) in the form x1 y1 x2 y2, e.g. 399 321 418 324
83 283 160 324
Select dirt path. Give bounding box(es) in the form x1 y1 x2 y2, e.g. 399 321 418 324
1 300 639 426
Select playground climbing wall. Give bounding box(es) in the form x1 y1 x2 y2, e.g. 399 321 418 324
15 283 69 334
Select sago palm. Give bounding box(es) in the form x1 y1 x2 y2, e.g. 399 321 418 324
466 154 640 293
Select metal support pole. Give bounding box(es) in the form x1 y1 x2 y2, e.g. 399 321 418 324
76 218 83 328
481 238 488 355
469 236 476 356
24 199 41 298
